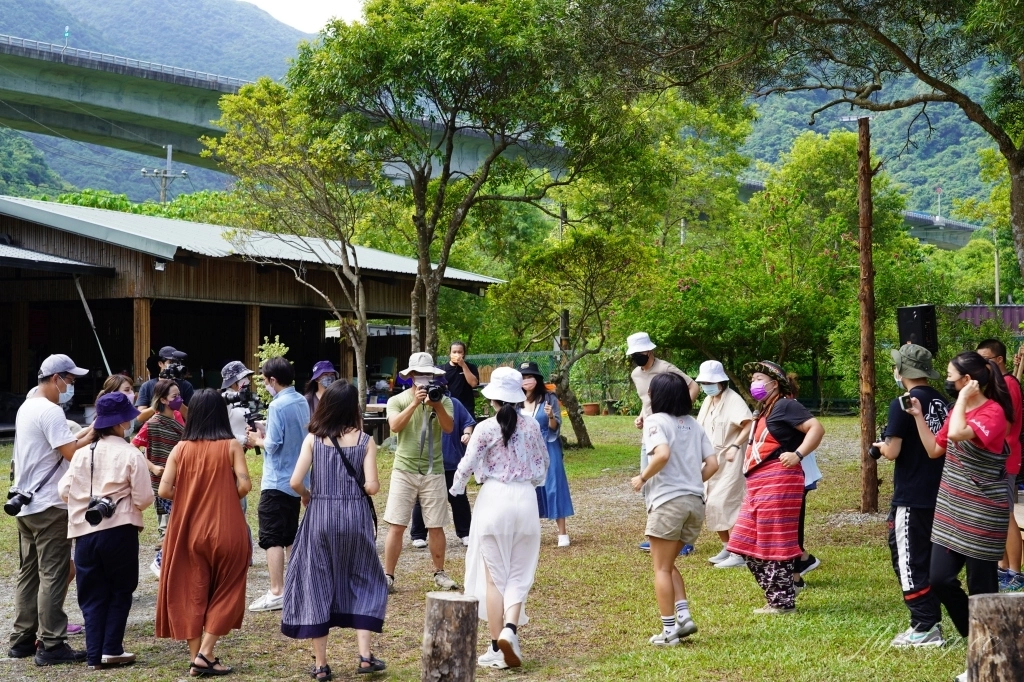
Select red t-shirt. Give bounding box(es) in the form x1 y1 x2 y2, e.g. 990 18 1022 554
131 410 184 449
1003 375 1023 475
935 400 1008 455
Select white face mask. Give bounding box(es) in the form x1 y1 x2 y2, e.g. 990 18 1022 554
700 383 721 397
413 376 431 387
57 376 74 404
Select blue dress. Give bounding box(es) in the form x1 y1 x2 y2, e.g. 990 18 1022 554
524 396 574 520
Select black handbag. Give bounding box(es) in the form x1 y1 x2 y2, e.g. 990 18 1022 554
329 435 378 535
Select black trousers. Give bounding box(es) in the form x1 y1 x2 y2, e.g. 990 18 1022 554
410 469 472 541
887 506 941 631
75 524 139 666
929 543 999 638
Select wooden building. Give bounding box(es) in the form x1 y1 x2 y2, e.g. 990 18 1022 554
0 196 499 420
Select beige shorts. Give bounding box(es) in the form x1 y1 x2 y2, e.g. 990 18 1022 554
645 494 705 544
383 468 449 529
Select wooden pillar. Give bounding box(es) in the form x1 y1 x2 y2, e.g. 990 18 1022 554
967 593 1024 680
244 305 260 368
421 592 478 681
857 116 878 513
132 298 151 386
11 301 29 394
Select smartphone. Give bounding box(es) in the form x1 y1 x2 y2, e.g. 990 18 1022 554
899 395 912 411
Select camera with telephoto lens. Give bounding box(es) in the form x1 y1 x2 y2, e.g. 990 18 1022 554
159 362 187 380
426 381 446 404
868 426 886 461
223 387 266 431
4 487 32 516
84 496 117 526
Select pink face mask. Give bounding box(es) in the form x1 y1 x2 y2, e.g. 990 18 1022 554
750 382 770 401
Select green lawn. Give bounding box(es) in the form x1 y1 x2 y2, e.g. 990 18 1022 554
0 417 967 681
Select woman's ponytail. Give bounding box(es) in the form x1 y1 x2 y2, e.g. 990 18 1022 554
984 359 1014 423
496 401 518 446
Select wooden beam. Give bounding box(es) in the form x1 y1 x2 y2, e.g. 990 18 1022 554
244 305 260 369
132 298 150 386
11 301 29 394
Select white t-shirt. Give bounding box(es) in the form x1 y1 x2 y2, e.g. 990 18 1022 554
12 397 75 516
641 413 715 511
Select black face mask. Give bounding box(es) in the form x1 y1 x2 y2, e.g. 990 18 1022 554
631 352 650 367
944 380 959 398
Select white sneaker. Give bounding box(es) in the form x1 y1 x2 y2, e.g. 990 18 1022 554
433 570 458 590
477 647 508 669
149 558 160 579
557 534 570 547
386 574 396 594
497 627 522 668
248 591 284 612
955 673 967 682
461 536 470 547
676 616 698 638
649 627 681 646
753 605 795 615
412 538 428 548
708 546 731 564
714 553 746 568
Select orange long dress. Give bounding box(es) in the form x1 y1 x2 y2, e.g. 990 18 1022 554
155 439 251 639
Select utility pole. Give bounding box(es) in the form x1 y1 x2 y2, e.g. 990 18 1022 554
141 145 187 203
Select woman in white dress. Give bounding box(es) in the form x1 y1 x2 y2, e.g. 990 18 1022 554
450 367 549 670
696 360 752 569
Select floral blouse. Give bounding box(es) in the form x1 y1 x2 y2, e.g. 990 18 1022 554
450 414 550 494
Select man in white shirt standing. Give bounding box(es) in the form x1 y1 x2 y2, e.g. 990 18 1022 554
8 354 94 665
626 332 698 552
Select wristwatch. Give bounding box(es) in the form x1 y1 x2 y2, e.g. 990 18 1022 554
795 450 805 460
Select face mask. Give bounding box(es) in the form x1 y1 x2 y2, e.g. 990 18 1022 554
320 376 335 389
167 396 183 411
57 376 74 404
127 390 136 405
750 381 770 402
266 382 279 397
945 380 959 399
631 352 650 367
700 384 721 397
894 371 905 391
413 376 431 387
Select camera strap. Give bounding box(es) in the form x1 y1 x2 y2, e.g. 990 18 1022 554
30 456 65 495
328 434 378 534
418 406 436 475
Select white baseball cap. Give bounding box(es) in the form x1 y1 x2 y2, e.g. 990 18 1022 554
625 332 657 356
399 352 445 377
695 360 729 384
482 367 527 404
37 354 89 378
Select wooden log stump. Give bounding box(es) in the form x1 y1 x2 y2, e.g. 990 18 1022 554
967 593 1024 681
422 591 478 682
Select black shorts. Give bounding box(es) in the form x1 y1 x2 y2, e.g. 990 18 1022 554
257 489 300 550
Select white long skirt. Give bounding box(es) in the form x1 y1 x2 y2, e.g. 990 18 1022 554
464 479 541 625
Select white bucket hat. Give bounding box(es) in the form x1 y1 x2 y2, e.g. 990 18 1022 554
399 352 445 377
625 332 657 356
482 367 526 404
695 360 729 384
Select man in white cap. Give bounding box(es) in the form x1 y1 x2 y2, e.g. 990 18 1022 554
383 352 457 592
626 332 698 552
8 355 94 665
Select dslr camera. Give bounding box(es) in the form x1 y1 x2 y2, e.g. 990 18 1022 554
85 496 117 526
223 387 266 429
868 426 886 461
4 487 32 516
425 381 446 404
159 362 187 380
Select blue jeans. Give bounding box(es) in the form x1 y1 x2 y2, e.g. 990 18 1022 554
75 524 139 666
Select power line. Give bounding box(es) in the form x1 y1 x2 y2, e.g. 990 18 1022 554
0 110 139 171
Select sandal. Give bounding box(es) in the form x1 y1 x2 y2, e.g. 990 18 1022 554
310 664 332 681
189 652 233 677
356 654 386 674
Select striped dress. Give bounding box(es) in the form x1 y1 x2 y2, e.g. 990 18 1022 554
139 412 184 515
281 433 387 638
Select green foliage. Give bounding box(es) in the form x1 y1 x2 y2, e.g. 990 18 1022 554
254 336 289 403
38 188 244 226
0 129 70 197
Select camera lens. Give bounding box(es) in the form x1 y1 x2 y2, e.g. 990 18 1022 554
868 445 883 461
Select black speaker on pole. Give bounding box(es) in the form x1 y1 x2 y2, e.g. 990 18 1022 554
896 305 938 355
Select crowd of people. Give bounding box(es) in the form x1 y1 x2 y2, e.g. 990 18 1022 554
5 332 1023 678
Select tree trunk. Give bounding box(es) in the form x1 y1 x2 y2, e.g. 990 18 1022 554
351 328 368 413
1009 156 1024 283
967 593 1024 680
423 275 441 358
410 275 423 353
421 592 478 682
552 370 593 449
858 117 879 514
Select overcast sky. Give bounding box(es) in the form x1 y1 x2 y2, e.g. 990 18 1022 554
243 0 364 33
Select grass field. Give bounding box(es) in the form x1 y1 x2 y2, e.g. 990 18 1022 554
0 416 967 681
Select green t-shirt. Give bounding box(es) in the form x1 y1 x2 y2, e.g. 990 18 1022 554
386 389 454 474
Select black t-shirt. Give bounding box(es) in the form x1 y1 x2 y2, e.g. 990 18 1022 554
882 385 948 509
765 398 815 453
444 361 479 415
136 377 195 409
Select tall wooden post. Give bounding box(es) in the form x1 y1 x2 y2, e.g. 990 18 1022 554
858 117 879 513
11 301 29 394
422 592 478 682
244 305 260 367
132 298 150 386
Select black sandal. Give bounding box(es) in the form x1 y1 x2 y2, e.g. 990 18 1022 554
189 652 233 677
357 654 386 674
310 664 332 681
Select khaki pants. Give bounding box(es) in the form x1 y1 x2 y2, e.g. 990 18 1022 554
10 506 72 649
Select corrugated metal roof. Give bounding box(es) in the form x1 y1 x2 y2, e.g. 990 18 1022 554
0 195 502 286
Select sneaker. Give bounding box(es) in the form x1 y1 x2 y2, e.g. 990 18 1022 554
649 627 681 646
478 646 508 669
793 577 806 595
1007 573 1024 592
386 574 396 594
753 605 796 615
8 639 38 658
461 536 470 547
411 538 428 549
150 550 162 579
497 627 522 668
34 642 87 666
891 625 943 648
708 547 731 564
795 554 820 576
676 616 698 639
955 672 967 682
557 534 570 548
248 591 284 612
681 544 695 556
66 624 84 636
639 541 651 552
999 570 1014 591
714 553 746 569
433 570 458 591
101 652 136 666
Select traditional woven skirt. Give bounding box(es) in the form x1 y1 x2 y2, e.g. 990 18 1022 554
726 458 804 561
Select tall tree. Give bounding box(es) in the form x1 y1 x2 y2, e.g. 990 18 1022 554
287 0 646 354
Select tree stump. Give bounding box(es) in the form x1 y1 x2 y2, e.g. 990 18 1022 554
422 591 479 682
967 594 1024 681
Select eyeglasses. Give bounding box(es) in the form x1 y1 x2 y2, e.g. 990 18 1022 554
60 374 77 385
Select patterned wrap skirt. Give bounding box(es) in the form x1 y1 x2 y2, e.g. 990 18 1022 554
726 458 804 561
